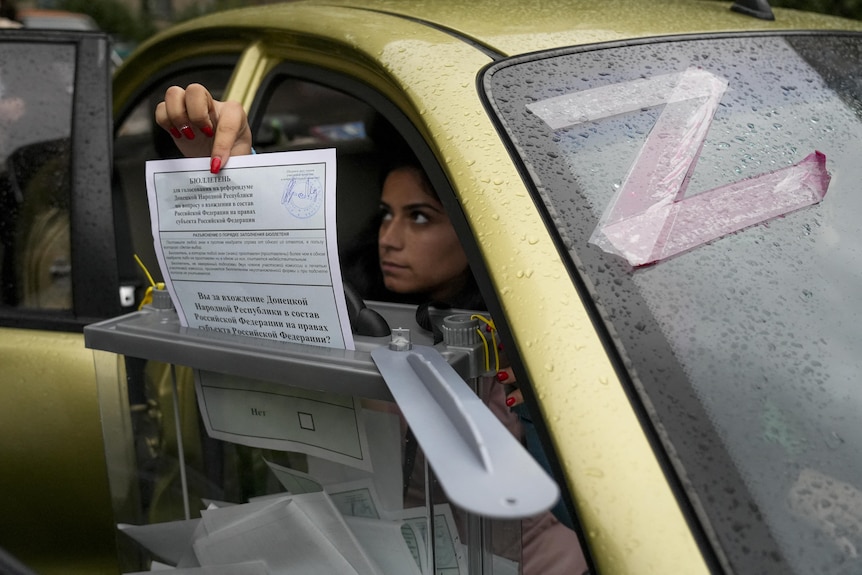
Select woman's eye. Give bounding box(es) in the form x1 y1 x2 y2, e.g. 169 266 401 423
411 212 430 224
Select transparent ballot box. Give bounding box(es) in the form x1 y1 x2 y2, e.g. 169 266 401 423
85 293 561 575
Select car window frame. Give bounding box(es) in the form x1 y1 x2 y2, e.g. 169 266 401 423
246 61 495 310
0 29 116 331
245 60 589 546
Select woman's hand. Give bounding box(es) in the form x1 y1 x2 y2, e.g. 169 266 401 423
496 367 524 407
154 83 252 174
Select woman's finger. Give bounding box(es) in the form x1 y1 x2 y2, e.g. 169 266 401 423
505 388 524 408
154 84 252 168
155 85 214 158
208 99 252 173
153 100 177 136
183 83 216 138
495 367 515 383
161 84 192 136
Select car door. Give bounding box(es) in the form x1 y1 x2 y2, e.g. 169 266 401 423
246 55 592 572
107 30 590 571
0 28 120 575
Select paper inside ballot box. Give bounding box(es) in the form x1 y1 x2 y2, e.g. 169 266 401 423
126 561 268 574
119 492 427 574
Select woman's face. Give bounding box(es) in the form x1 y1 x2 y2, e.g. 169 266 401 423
378 166 469 301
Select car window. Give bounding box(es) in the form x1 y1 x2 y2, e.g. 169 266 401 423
0 40 75 310
113 58 236 299
485 33 862 574
232 67 574 570
249 73 384 253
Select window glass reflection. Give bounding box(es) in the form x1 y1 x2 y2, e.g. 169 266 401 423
0 42 74 310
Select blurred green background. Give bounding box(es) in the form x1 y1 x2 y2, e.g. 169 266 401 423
772 0 862 18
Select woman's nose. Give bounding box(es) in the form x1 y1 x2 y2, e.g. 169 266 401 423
379 218 404 250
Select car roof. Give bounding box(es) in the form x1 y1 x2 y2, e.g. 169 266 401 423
152 0 862 57
325 0 862 53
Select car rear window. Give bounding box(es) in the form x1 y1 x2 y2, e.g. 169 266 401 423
484 33 862 575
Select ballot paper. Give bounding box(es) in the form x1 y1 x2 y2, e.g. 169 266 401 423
327 479 386 519
263 458 324 495
145 149 354 350
126 562 268 575
387 505 467 575
121 493 489 574
192 493 383 574
195 372 374 471
119 449 499 574
118 519 200 566
305 407 403 510
344 516 423 575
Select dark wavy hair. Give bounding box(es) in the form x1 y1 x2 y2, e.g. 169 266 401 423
340 156 483 311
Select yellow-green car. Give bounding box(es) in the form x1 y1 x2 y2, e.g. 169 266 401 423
3 1 862 573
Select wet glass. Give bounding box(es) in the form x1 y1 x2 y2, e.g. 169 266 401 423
0 41 74 310
485 33 862 575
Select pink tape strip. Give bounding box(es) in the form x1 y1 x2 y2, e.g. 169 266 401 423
603 75 727 222
528 68 831 267
601 151 830 266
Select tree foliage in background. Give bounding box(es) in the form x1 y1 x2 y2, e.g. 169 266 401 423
57 0 156 42
764 0 862 19
174 0 270 23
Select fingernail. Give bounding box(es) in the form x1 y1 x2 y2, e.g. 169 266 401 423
485 324 493 332
210 157 221 174
505 397 516 408
169 126 182 139
201 125 214 138
180 125 195 140
497 343 504 351
495 370 509 382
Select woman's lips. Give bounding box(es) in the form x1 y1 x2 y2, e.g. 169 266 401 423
380 261 408 273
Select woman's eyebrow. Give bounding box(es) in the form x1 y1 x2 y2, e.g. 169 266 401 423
403 202 444 213
379 200 445 214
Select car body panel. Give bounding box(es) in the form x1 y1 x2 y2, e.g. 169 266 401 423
112 4 722 573
329 0 862 54
5 1 860 573
0 29 118 574
110 3 862 574
0 330 116 574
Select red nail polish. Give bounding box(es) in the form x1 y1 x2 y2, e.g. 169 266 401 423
495 371 509 382
201 125 214 138
181 125 195 140
485 324 493 332
505 397 516 407
210 157 222 174
169 126 182 139
497 343 504 351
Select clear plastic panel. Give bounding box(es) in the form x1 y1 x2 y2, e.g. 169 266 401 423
95 356 540 574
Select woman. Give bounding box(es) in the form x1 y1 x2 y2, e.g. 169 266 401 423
156 83 588 574
340 154 486 313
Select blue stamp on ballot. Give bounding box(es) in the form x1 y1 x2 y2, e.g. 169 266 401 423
282 176 322 219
